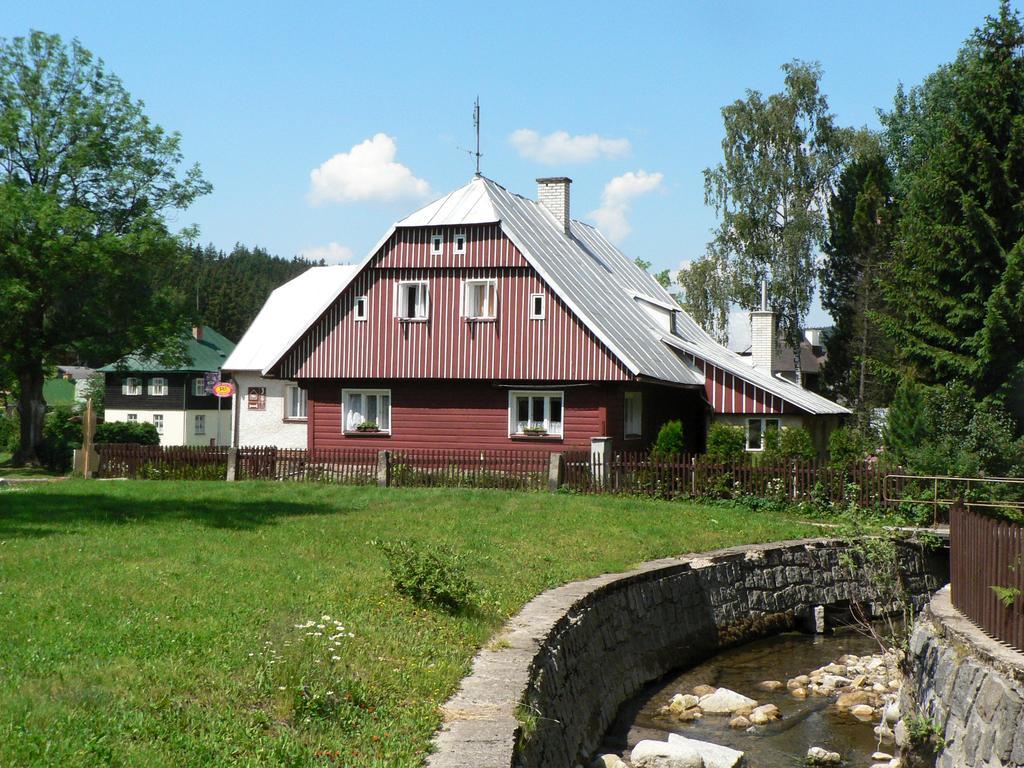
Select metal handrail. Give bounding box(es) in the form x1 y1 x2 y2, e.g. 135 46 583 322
884 473 1024 525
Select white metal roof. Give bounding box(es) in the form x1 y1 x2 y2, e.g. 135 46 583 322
396 179 500 227
223 265 359 373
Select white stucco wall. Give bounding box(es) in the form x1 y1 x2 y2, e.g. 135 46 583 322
104 408 232 447
230 372 308 449
713 413 840 459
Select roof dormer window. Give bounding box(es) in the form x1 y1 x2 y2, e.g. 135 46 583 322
431 233 443 256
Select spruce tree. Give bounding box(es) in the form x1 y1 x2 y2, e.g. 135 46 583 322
879 2 1024 422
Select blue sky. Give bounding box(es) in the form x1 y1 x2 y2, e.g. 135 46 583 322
5 1 1017 336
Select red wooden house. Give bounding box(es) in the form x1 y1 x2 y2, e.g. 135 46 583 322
263 175 848 455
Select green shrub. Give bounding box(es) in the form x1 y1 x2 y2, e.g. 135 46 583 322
705 423 746 462
883 380 928 464
95 420 160 445
376 540 476 612
37 405 82 472
651 420 686 459
828 426 871 468
763 426 815 462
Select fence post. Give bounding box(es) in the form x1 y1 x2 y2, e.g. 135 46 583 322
548 452 564 492
590 436 612 488
226 447 238 481
377 450 391 488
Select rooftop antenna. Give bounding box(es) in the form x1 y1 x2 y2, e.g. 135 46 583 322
459 97 482 176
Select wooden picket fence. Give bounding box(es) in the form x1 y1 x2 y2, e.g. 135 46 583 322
563 451 897 505
389 449 549 491
96 444 228 480
235 446 378 484
951 503 1024 652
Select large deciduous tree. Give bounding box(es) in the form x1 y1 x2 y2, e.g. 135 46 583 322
699 60 847 383
0 31 210 463
878 2 1024 423
819 137 898 423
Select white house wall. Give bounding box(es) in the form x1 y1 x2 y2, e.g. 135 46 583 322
230 372 308 448
104 408 231 447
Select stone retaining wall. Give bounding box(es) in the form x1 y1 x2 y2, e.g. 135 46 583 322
427 538 948 768
902 586 1024 767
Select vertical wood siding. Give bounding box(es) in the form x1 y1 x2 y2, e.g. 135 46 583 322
680 352 796 415
277 227 629 382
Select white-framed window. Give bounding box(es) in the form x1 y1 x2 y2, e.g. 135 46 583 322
746 417 781 451
193 377 206 396
127 413 138 423
453 232 466 255
395 280 429 320
431 233 443 256
153 414 164 435
462 278 497 320
509 390 563 437
624 391 642 439
286 385 308 420
343 388 391 433
529 293 545 320
354 295 368 321
122 377 142 396
148 377 167 396
194 414 206 435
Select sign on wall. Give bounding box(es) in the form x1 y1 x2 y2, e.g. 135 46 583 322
203 371 220 395
212 382 236 398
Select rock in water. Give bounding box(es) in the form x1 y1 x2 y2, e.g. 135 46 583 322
756 680 784 691
728 715 751 729
697 688 758 714
748 703 781 724
692 684 716 697
591 755 628 768
630 739 704 768
851 704 875 720
667 734 743 768
806 746 841 764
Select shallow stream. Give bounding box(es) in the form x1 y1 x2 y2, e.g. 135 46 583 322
599 629 892 766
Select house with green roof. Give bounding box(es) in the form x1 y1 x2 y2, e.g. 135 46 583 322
98 326 236 446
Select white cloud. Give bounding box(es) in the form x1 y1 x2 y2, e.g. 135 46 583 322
308 133 430 204
587 170 664 242
509 129 631 164
300 241 355 264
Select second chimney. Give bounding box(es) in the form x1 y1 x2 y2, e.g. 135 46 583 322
192 325 203 342
537 177 572 234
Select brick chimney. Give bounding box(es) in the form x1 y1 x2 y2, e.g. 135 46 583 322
537 177 572 234
750 281 775 373
192 325 203 341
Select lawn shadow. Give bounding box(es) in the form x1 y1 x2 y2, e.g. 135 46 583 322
0 485 348 538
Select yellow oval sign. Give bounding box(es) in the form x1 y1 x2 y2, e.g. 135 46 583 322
212 382 235 397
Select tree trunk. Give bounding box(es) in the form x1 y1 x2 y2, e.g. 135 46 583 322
14 367 46 466
791 337 803 388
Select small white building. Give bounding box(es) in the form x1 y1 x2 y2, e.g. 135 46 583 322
222 265 358 448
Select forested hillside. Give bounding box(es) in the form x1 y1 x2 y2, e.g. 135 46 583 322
183 243 325 342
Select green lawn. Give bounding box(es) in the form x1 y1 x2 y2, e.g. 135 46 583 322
0 480 817 767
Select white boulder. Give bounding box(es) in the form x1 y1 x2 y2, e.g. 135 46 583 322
591 755 629 768
806 746 841 764
697 688 758 714
630 739 704 768
667 734 743 768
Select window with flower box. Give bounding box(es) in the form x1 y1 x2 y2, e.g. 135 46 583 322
509 391 563 437
343 389 391 433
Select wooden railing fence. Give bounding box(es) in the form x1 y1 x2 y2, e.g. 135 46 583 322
235 446 378 484
97 444 228 479
389 449 549 491
562 451 896 505
951 503 1024 652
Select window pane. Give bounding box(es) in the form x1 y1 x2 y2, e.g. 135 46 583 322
531 397 545 423
747 419 762 450
549 397 562 424
516 396 529 423
379 395 390 430
347 393 363 429
366 394 378 425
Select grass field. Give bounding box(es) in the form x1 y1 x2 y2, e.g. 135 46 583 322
0 480 817 767
0 452 66 478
